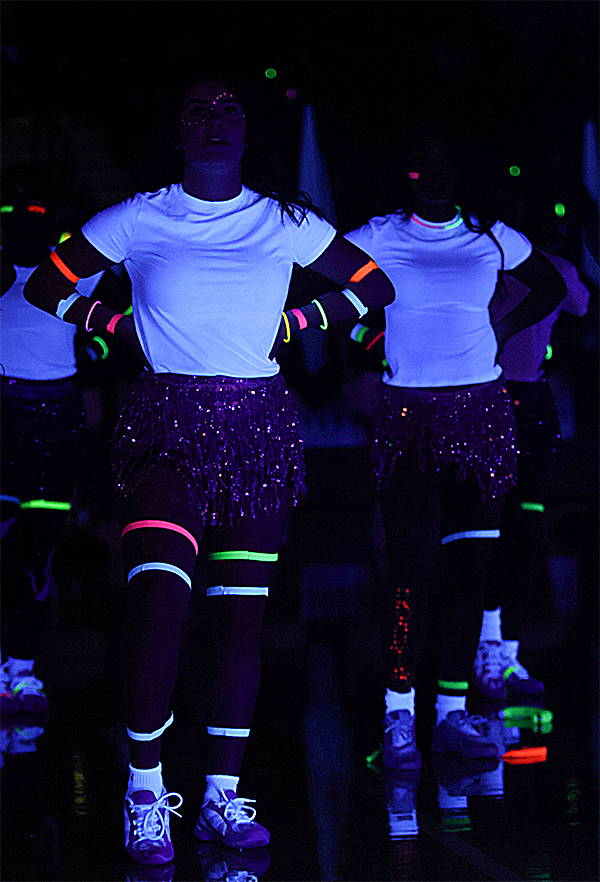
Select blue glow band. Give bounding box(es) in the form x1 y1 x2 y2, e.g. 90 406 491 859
1 495 21 505
341 288 368 318
207 585 269 596
207 726 250 738
56 292 82 320
127 562 192 589
441 530 500 545
127 712 174 742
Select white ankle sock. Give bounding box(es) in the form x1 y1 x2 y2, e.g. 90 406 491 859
128 762 163 799
203 774 239 807
435 694 466 726
479 607 502 643
385 687 415 716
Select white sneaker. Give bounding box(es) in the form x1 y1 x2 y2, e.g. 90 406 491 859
124 787 183 865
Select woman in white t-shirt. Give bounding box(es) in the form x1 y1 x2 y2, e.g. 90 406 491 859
24 79 394 864
345 117 567 779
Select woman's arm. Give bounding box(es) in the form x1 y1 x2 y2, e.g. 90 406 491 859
494 248 567 357
24 231 148 365
270 234 395 357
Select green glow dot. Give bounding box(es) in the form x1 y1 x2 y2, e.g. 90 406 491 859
555 202 566 217
545 344 553 360
59 231 72 244
265 68 277 79
509 166 521 177
1 205 15 213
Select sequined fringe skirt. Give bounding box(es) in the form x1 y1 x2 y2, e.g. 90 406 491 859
371 378 517 501
112 371 306 526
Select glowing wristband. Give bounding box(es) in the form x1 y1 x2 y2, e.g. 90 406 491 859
311 299 328 330
50 250 80 283
20 499 72 511
291 308 308 330
350 323 368 343
521 501 545 513
208 550 278 562
56 292 82 320
92 336 110 359
349 260 378 283
282 313 291 343
341 287 368 318
85 300 101 332
106 313 125 335
366 330 385 351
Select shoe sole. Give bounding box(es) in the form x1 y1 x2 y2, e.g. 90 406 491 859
194 819 269 849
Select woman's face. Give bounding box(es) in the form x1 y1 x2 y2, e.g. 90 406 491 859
179 80 246 168
407 136 460 207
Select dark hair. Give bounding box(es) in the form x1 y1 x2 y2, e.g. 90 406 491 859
173 74 326 227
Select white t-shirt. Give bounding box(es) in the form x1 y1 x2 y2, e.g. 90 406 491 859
345 211 532 387
1 264 103 380
82 184 337 377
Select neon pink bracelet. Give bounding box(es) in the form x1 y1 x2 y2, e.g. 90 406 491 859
85 300 102 332
106 313 125 334
291 308 308 330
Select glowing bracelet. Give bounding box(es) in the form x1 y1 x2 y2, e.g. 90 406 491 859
106 313 125 335
366 330 385 351
341 287 368 318
350 323 368 342
282 313 291 343
349 260 378 283
56 292 82 320
291 308 308 330
85 300 102 332
50 250 80 283
311 299 328 330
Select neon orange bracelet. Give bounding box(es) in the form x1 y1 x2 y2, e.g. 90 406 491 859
50 250 80 283
349 260 378 283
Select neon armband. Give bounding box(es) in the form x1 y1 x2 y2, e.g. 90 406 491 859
349 260 378 283
50 250 80 283
366 331 385 351
311 299 328 330
341 287 368 318
56 292 82 320
282 313 291 343
291 308 308 330
106 313 125 335
350 323 369 343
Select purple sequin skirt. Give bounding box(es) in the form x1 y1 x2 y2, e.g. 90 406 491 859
112 371 306 526
371 378 517 501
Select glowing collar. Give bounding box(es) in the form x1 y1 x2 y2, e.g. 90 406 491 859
411 209 463 230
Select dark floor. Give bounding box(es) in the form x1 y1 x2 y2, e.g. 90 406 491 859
2 427 598 882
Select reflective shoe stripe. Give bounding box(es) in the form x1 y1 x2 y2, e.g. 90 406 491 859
127 712 174 742
127 562 192 589
206 585 269 596
122 520 199 556
441 530 500 545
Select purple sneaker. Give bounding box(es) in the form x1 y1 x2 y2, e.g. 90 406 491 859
501 641 545 697
431 711 500 759
383 710 421 770
194 790 269 849
124 788 182 865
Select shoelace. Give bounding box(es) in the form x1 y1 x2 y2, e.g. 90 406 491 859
479 644 504 678
11 675 45 695
500 650 530 679
129 792 183 843
226 873 258 882
220 796 258 826
454 713 489 738
384 717 413 745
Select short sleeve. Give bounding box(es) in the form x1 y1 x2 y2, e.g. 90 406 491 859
491 221 533 270
82 194 144 264
286 208 337 267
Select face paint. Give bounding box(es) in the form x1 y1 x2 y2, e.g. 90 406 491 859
180 91 245 128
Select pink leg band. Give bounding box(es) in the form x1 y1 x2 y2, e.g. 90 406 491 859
106 313 125 334
291 308 308 330
121 520 199 556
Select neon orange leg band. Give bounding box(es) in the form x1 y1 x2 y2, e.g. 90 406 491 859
349 260 379 283
50 250 80 283
121 520 199 556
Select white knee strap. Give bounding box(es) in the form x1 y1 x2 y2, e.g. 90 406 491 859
207 585 269 596
128 562 192 589
127 711 174 742
441 529 500 545
207 726 250 738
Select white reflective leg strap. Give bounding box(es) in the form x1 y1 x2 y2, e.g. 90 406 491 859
206 585 269 597
341 287 369 318
127 562 192 589
127 711 174 742
441 529 501 546
207 726 251 738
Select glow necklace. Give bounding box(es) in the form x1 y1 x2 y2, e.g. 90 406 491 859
411 207 463 230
